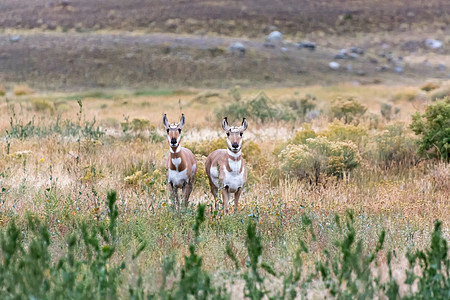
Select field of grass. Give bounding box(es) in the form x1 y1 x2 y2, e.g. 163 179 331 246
0 83 449 298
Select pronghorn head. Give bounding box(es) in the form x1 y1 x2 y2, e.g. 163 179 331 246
222 117 248 153
163 113 185 149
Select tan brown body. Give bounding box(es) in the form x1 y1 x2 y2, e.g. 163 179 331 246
205 117 248 213
163 113 197 208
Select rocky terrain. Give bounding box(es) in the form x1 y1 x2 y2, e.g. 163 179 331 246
0 0 449 90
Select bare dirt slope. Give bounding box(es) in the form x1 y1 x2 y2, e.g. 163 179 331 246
0 1 449 90
1 0 449 36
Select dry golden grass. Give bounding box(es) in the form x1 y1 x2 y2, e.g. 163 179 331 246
0 83 448 295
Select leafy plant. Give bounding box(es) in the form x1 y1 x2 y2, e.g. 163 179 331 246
410 97 450 161
278 136 361 184
330 97 367 124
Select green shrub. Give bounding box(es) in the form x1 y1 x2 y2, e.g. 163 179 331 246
121 117 164 142
286 94 317 121
216 91 295 123
410 97 450 161
0 191 145 300
320 121 368 149
380 102 400 121
330 97 367 124
372 122 418 168
31 99 54 114
278 136 361 184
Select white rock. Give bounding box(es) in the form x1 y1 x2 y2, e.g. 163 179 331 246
425 39 443 49
266 31 283 42
329 62 340 70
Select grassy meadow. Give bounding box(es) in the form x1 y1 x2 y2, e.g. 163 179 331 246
0 82 449 298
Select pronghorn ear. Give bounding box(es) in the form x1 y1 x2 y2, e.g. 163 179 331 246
222 117 229 131
163 114 169 129
241 118 248 131
179 113 185 128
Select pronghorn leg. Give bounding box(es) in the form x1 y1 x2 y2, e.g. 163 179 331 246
173 187 180 210
222 189 230 214
234 188 242 212
184 181 194 207
209 180 219 212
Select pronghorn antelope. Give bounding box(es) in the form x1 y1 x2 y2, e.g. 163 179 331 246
205 117 248 213
163 113 197 208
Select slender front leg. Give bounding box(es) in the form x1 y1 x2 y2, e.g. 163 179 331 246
182 183 189 208
222 189 230 214
234 188 242 212
209 180 219 212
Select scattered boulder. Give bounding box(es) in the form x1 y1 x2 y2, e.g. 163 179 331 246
264 42 276 48
394 66 403 73
346 64 353 71
438 63 446 71
424 39 443 49
229 42 246 56
297 41 316 50
350 47 364 55
369 58 379 64
356 70 366 76
329 61 340 70
10 35 21 42
349 53 359 59
339 48 348 56
334 54 346 59
266 31 283 43
281 47 287 53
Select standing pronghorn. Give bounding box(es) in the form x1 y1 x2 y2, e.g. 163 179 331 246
163 113 197 208
205 117 248 213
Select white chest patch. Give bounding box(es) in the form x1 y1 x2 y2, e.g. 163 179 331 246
171 157 182 170
224 159 245 193
168 168 188 188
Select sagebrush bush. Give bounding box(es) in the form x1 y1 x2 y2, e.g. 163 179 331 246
330 97 367 124
216 92 295 123
372 122 418 168
278 136 361 184
320 121 368 149
31 98 54 114
410 97 450 161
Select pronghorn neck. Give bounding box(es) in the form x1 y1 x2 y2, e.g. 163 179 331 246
227 148 242 162
169 145 186 171
169 145 181 155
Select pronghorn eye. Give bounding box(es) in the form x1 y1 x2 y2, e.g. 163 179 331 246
226 132 230 137
166 129 169 133
240 132 243 137
178 129 181 133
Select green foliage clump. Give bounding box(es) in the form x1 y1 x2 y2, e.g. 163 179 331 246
410 97 450 161
121 116 164 142
404 220 450 299
316 213 387 299
372 122 418 168
0 191 145 300
286 93 317 121
330 97 367 124
216 92 295 123
278 136 361 184
320 121 368 149
380 102 400 121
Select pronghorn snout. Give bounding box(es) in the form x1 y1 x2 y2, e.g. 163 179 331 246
171 137 177 145
232 142 239 149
